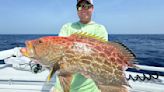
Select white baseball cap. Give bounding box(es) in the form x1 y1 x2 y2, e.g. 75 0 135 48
77 0 93 5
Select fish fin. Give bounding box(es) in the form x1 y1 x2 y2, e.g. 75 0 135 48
110 41 136 68
47 63 60 82
98 85 129 92
47 68 54 82
70 32 107 42
114 41 136 57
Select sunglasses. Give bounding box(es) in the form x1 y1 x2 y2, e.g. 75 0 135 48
76 3 93 11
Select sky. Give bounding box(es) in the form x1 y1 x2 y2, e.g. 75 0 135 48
0 0 164 34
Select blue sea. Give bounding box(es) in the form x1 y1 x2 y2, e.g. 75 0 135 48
0 34 164 75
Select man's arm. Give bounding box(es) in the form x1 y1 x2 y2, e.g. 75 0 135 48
59 24 70 37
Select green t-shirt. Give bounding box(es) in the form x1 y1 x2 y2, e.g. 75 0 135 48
59 21 108 41
55 21 108 92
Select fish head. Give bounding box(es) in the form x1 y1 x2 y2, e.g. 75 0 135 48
21 38 50 59
21 36 66 66
21 39 37 58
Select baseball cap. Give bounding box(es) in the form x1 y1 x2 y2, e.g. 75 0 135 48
77 0 93 5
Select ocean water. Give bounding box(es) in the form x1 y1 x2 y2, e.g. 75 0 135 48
0 34 164 75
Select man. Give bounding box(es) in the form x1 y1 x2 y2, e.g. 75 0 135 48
59 0 108 41
53 0 108 92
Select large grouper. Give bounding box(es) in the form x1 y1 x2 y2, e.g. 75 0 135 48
21 32 136 92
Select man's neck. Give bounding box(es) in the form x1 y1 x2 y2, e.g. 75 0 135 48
80 20 91 24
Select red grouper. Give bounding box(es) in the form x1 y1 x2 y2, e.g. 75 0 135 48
21 32 136 92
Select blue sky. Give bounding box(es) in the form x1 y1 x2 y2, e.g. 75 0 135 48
0 0 164 34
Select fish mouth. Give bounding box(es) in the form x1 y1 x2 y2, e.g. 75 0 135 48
21 41 35 58
20 48 29 57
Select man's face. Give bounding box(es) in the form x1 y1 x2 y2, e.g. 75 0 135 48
77 1 94 22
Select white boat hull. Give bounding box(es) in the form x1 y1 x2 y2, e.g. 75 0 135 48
0 64 164 92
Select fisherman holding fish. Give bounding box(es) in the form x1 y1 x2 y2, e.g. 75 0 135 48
0 0 133 92
0 0 108 92
54 0 108 92
0 0 107 91
20 0 134 90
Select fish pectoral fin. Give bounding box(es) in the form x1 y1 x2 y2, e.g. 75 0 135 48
98 85 128 92
47 69 53 82
47 64 60 82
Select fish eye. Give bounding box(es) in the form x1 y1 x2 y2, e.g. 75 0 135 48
38 40 43 43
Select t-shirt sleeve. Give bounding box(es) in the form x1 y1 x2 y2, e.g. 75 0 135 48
59 24 70 37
